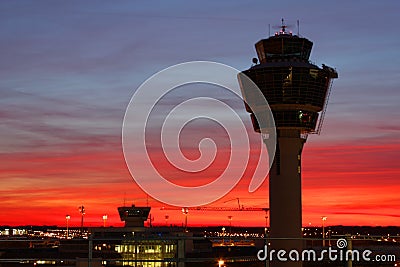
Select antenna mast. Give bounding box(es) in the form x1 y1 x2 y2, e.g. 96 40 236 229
281 18 286 33
297 19 300 36
268 23 271 37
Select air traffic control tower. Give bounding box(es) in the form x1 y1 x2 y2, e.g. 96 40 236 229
239 21 338 266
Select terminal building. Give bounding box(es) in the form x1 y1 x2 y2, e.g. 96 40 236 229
91 205 192 267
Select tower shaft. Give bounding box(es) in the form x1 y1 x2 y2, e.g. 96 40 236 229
268 130 304 266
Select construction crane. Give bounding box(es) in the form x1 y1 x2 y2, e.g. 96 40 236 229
223 198 242 209
161 197 268 212
161 198 269 230
160 206 269 231
160 206 268 212
223 197 269 210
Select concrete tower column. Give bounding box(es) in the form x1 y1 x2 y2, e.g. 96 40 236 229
267 130 305 267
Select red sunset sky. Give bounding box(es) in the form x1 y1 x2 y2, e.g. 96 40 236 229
0 1 399 227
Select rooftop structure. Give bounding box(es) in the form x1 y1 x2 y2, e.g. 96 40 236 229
117 205 151 227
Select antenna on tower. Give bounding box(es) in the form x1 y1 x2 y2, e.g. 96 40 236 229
272 19 293 36
281 18 286 33
268 23 271 37
297 19 300 36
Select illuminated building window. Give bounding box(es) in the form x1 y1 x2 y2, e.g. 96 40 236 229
116 240 177 266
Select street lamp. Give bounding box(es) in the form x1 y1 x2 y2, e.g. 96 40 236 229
321 216 327 246
228 216 233 243
102 215 108 227
65 215 70 238
78 205 85 235
222 227 225 244
182 208 189 232
165 214 169 226
328 229 332 246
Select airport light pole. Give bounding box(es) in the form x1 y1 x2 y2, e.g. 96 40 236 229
78 205 85 235
228 216 233 243
65 215 70 238
102 214 108 227
182 208 188 232
165 214 169 226
321 216 327 246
